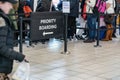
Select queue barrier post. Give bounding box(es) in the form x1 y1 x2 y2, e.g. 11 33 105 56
19 17 23 54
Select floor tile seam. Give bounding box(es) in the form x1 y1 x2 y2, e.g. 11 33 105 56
97 73 120 80
81 60 120 71
94 69 120 79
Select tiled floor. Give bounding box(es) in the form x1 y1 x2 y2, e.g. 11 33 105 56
12 36 120 80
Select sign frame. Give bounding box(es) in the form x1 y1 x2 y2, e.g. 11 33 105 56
30 11 64 41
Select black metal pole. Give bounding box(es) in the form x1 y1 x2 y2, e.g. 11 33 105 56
61 0 70 54
19 17 23 53
94 13 101 47
97 13 100 46
117 11 120 35
64 14 68 52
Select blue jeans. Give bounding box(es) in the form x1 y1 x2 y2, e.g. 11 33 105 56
87 14 97 40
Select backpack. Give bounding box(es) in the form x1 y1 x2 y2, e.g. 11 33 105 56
36 0 56 12
23 5 32 17
36 0 51 12
92 0 106 15
81 3 87 20
81 0 87 20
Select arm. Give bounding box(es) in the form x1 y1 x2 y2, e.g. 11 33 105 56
0 26 25 62
106 3 111 9
86 0 96 8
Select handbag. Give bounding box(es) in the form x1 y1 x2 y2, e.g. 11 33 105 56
92 0 106 15
12 61 30 80
23 6 32 17
81 3 87 20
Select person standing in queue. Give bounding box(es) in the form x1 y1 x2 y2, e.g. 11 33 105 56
0 0 26 80
67 0 79 40
83 0 97 43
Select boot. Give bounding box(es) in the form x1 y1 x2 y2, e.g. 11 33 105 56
102 24 111 41
109 24 113 40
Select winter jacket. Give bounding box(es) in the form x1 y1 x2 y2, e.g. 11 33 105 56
0 10 25 74
36 0 56 12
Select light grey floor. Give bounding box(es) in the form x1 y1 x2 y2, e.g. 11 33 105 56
11 36 120 80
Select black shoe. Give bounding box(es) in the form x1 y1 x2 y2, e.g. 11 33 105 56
75 35 80 40
75 35 85 40
112 34 117 38
79 36 85 40
68 36 73 41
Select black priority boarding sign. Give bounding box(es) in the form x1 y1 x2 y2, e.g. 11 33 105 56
30 11 64 41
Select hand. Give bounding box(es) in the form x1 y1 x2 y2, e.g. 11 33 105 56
24 59 29 63
85 0 90 3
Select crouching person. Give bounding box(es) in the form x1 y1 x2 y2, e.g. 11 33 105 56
103 14 114 41
0 0 26 80
102 0 115 41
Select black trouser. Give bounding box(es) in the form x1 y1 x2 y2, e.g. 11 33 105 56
115 3 120 14
67 16 76 38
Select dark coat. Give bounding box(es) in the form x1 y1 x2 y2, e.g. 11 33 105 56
57 0 62 11
69 0 79 17
36 0 56 12
0 10 25 74
57 0 79 17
